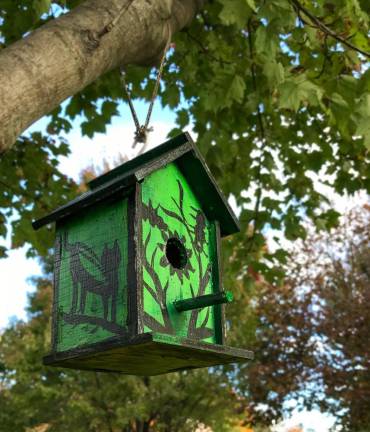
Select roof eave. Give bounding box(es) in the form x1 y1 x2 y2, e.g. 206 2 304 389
32 132 240 236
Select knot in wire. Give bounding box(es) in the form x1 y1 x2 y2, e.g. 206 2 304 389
134 125 153 147
120 28 172 154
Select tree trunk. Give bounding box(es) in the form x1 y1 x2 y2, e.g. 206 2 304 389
0 0 204 154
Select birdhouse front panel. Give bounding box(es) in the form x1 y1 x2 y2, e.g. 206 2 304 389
53 198 129 353
140 162 223 344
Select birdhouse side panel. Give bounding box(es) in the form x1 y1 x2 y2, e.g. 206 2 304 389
53 199 129 353
140 162 220 344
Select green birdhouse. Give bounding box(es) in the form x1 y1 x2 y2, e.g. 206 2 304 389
33 133 253 375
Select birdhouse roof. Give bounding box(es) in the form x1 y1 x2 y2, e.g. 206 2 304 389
33 132 240 236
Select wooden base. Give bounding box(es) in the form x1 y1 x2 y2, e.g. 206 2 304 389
43 333 254 376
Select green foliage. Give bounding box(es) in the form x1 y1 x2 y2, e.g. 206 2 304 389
0 266 245 431
1 0 369 274
355 93 370 149
235 205 370 430
32 0 51 16
0 1 370 427
0 133 77 257
219 0 254 27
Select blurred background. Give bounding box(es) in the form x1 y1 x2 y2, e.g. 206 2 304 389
1 0 369 431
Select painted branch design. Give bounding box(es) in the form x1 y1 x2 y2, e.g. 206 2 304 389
142 181 214 340
142 230 173 334
60 232 125 339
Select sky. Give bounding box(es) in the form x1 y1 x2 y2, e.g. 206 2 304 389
0 99 362 431
273 409 336 432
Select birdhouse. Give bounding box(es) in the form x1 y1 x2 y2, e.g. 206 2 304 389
33 132 253 375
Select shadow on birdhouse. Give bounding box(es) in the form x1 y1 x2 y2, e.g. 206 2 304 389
33 132 254 375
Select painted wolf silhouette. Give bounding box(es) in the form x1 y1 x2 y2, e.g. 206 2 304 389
63 233 121 322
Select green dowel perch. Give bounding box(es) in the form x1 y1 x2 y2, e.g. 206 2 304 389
174 291 233 313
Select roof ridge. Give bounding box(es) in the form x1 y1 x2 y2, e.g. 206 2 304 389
33 132 240 236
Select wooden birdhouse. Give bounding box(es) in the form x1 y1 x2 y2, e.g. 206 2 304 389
33 132 253 375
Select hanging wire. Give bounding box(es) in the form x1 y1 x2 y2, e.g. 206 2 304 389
120 27 172 152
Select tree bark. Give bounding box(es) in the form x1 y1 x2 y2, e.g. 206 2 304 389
0 0 204 154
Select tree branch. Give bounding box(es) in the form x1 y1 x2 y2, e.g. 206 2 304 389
246 18 265 245
290 0 370 58
0 0 205 155
184 29 232 65
94 372 114 432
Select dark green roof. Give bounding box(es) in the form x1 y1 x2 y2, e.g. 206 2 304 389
33 132 240 237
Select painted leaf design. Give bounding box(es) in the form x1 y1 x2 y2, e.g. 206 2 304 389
177 179 184 210
192 327 214 340
198 307 211 329
160 205 184 224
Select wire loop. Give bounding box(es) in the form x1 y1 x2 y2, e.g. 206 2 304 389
120 28 172 152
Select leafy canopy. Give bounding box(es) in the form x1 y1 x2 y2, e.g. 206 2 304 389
1 2 370 428
234 204 370 430
0 260 245 432
0 0 370 282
